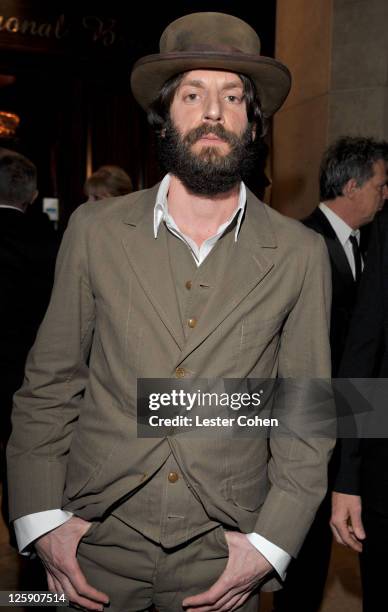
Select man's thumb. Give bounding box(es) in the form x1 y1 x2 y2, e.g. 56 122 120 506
352 516 366 540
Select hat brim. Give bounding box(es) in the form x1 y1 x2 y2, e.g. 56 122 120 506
131 51 291 118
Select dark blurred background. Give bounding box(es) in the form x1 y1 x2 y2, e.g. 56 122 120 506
0 1 276 230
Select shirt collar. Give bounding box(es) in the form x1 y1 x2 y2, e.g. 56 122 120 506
0 204 24 213
319 202 360 246
153 173 247 242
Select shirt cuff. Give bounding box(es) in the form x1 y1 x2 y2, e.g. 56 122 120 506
14 510 74 553
246 532 291 580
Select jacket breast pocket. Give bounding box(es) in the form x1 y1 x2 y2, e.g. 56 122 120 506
240 311 288 350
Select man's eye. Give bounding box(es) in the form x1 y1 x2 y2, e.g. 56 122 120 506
226 95 242 103
185 93 199 101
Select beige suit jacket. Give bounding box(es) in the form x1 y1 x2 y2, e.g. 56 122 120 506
7 184 334 558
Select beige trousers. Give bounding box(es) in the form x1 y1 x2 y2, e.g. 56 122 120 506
72 515 259 612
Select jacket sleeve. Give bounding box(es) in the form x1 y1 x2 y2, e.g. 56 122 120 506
254 233 336 557
7 205 95 520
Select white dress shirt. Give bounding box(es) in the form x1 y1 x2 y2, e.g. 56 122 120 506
0 204 24 212
153 174 246 265
319 203 362 279
14 174 290 579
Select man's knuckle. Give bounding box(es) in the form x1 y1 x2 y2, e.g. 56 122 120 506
223 576 235 589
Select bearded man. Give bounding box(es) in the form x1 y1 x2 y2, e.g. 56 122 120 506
7 13 334 612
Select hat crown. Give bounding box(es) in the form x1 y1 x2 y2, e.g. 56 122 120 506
160 12 261 56
131 12 291 117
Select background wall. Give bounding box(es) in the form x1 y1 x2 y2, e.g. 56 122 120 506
272 0 388 219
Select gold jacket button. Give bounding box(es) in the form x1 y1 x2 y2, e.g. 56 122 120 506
185 280 192 290
175 367 186 378
187 317 197 328
168 471 179 483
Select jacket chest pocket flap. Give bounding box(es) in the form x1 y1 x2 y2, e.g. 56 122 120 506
240 310 288 350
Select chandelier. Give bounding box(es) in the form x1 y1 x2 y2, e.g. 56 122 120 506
0 111 20 138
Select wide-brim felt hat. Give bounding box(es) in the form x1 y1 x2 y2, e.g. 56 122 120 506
131 12 291 118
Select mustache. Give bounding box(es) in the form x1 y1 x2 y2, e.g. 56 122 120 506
183 124 239 147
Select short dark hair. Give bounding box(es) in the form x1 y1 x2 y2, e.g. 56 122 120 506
147 72 265 135
319 136 387 201
0 148 37 206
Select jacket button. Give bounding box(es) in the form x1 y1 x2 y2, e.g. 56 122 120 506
187 317 197 328
185 280 192 290
168 472 179 483
175 367 186 378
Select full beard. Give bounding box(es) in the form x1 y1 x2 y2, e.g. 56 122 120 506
157 119 260 196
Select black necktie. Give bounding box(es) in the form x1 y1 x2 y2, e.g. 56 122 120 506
349 234 362 284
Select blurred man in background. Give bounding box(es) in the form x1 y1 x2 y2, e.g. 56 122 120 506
0 148 57 539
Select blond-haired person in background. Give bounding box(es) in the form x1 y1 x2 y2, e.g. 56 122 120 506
84 165 133 201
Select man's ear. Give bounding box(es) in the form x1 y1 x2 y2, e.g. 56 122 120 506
31 189 39 204
343 178 358 199
251 124 257 142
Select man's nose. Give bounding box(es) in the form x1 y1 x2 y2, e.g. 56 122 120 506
202 93 223 123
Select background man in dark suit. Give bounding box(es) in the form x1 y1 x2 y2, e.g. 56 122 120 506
274 136 387 612
331 201 388 612
0 148 57 536
305 137 386 373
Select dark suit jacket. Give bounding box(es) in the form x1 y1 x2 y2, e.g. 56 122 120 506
0 207 57 437
303 207 360 376
335 208 388 505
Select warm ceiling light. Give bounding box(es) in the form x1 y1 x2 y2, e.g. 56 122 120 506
0 111 20 138
0 75 16 88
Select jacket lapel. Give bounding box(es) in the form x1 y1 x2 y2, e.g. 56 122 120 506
176 190 277 364
121 185 185 350
121 186 278 360
309 209 355 287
